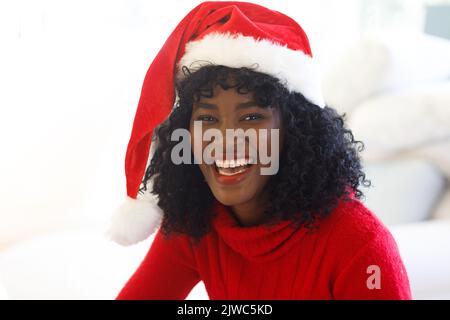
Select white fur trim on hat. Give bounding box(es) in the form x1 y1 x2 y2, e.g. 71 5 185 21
105 191 163 246
177 32 326 108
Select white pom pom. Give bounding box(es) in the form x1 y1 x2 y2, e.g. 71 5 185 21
105 192 163 246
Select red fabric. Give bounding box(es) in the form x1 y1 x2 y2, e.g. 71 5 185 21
124 1 314 198
116 198 412 300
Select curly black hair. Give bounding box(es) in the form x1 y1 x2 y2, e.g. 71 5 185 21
140 64 370 245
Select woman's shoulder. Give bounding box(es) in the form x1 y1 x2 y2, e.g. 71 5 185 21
319 197 411 299
328 197 389 238
318 197 397 261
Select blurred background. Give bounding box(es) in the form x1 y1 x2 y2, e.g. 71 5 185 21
0 0 450 300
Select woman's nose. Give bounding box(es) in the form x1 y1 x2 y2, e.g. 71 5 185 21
215 121 247 155
218 118 232 132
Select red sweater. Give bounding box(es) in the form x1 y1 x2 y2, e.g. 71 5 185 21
116 198 412 300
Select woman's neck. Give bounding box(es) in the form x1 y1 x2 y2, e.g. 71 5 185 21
230 191 270 227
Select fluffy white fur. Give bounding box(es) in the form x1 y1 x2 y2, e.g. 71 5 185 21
105 192 162 246
177 32 326 108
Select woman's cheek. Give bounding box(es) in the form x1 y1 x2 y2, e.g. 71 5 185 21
189 125 203 164
254 127 280 176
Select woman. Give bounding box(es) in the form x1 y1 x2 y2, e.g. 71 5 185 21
109 1 411 300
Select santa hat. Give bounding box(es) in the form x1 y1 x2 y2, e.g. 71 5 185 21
106 1 326 246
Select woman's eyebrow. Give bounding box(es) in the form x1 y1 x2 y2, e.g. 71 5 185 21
195 102 217 110
194 101 259 110
235 101 259 110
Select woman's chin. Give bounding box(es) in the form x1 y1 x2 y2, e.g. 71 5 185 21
212 188 254 206
211 190 253 207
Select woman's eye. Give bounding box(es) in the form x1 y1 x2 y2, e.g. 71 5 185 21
196 115 217 123
241 114 264 121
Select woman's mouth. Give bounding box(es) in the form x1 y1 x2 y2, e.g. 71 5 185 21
214 158 254 175
211 157 255 185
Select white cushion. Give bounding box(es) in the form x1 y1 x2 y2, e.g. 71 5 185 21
377 33 450 92
323 33 450 114
362 159 446 226
348 82 450 160
322 35 390 114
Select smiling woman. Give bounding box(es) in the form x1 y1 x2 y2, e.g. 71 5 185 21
189 71 282 226
112 1 412 300
142 63 371 237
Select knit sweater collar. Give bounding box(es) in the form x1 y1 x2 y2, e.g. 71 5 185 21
211 200 307 263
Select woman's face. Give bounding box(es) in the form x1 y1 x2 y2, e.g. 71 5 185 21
189 83 283 207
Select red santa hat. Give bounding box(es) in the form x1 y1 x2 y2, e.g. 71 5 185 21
106 1 326 245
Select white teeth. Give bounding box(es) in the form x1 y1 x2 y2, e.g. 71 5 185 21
214 158 254 168
217 166 248 176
